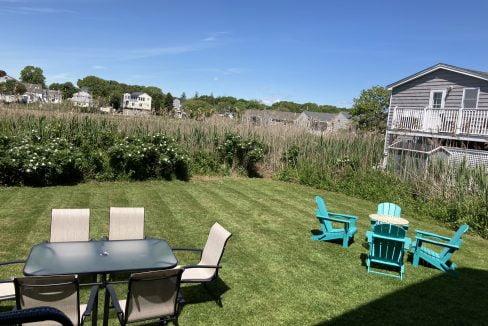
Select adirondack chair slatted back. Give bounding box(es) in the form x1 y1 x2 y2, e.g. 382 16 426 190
370 224 406 265
440 224 469 260
377 203 401 217
315 196 333 231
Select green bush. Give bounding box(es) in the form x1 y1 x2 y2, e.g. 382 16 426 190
215 132 266 177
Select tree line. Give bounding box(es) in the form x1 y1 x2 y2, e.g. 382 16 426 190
1 66 391 132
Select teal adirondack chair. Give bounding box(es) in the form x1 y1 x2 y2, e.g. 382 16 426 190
366 224 411 280
377 202 401 217
411 224 469 273
311 196 357 248
372 202 403 228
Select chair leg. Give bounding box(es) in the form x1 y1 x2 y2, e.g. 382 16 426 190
342 236 349 248
412 253 420 267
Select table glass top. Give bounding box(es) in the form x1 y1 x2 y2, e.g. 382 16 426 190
24 239 177 276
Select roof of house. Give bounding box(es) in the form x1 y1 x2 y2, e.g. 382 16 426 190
24 83 43 94
387 63 488 90
301 110 339 122
244 109 299 120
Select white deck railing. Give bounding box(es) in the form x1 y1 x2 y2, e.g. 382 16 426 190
391 107 488 136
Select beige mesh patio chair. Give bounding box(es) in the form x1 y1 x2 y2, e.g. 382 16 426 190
109 207 145 240
14 274 99 326
50 209 90 242
173 223 232 305
106 269 183 326
0 259 25 302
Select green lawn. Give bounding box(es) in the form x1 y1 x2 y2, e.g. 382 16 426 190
0 177 487 325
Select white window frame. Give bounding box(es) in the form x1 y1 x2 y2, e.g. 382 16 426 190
461 87 480 108
429 89 447 109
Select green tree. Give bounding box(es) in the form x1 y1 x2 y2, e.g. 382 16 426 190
164 92 174 112
182 99 212 120
20 66 46 86
49 82 78 100
350 86 390 132
180 92 187 102
3 80 17 94
14 82 26 95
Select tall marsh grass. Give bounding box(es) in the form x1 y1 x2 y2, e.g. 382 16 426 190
0 106 486 237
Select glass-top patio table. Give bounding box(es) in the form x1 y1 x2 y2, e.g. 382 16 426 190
23 239 178 326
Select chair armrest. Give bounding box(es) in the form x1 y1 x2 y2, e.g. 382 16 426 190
404 237 412 250
82 285 99 317
172 248 203 253
181 265 222 270
415 236 459 249
415 230 450 241
365 231 373 243
0 307 74 326
316 214 353 224
0 277 14 283
329 212 357 220
106 285 124 315
0 259 26 266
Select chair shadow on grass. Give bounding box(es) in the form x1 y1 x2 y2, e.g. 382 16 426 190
310 229 356 247
180 277 230 308
315 267 488 325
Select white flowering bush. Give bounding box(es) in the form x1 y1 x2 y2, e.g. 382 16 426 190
0 135 83 186
107 134 189 180
0 132 189 186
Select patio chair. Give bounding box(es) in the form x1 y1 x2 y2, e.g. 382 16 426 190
50 209 90 242
109 207 145 240
372 202 402 228
366 223 411 280
14 274 99 326
377 202 401 217
311 196 357 248
0 259 25 302
411 224 469 273
0 307 74 326
106 269 183 325
173 223 232 305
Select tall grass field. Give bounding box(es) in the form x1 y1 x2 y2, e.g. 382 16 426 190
0 106 486 237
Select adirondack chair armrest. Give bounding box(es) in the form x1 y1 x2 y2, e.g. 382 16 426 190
414 230 451 241
415 236 460 249
328 212 357 220
404 237 412 250
316 214 353 224
365 231 373 243
0 259 26 266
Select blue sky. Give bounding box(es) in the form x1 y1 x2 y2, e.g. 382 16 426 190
1 0 488 107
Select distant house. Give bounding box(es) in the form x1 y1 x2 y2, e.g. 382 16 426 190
295 111 352 132
172 98 187 118
21 83 44 103
70 91 94 107
122 92 152 116
43 89 62 103
242 109 299 126
0 71 15 83
384 63 488 168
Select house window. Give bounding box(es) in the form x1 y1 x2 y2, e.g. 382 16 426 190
462 88 479 108
429 90 446 109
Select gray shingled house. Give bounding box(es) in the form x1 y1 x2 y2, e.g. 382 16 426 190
384 63 488 168
242 109 299 126
295 111 352 132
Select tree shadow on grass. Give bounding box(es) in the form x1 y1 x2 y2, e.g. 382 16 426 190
315 268 488 325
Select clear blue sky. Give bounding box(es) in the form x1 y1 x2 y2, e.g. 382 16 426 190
2 0 488 107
